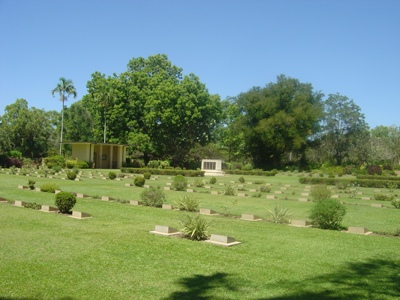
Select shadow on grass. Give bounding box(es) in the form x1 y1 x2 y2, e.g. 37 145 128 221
264 258 400 300
164 272 237 300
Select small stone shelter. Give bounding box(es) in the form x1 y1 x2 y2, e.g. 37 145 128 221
63 142 127 169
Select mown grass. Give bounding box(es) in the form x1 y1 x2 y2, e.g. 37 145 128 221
0 170 399 299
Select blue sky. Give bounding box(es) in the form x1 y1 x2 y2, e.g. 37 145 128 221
1 0 399 128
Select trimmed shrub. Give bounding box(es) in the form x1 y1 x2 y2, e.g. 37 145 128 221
143 172 151 179
67 171 77 180
134 176 145 187
108 172 117 180
120 167 204 177
259 185 271 193
238 176 245 183
28 180 36 190
374 193 394 201
55 192 77 213
209 177 217 184
40 183 60 193
179 215 210 241
311 185 331 201
65 159 77 169
309 199 346 230
173 175 188 191
52 165 62 172
43 155 65 168
391 200 400 209
176 195 200 212
76 161 89 169
140 186 165 207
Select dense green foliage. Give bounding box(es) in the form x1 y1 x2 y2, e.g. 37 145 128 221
108 171 116 180
234 75 324 169
67 171 77 180
133 176 145 187
39 183 60 193
121 168 204 177
173 175 188 191
309 199 346 230
55 191 77 213
311 185 332 201
140 186 166 207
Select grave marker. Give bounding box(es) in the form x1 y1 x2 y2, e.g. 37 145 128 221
150 225 181 236
205 234 241 247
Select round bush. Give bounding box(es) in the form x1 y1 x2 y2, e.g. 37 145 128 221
209 177 217 185
108 171 117 180
67 171 77 180
173 175 187 191
309 199 346 230
134 176 145 187
238 176 245 183
143 172 151 179
55 192 77 214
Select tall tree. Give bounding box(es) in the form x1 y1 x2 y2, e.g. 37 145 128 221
236 75 324 169
0 99 58 157
51 77 77 154
321 93 369 165
63 101 94 142
83 54 222 165
369 125 400 165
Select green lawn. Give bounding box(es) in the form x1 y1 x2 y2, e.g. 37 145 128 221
0 170 399 299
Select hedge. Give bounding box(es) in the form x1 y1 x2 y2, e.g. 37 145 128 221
224 169 277 176
356 175 400 181
120 168 204 177
299 177 400 189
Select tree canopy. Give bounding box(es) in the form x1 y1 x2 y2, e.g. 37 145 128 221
82 54 222 165
234 75 324 169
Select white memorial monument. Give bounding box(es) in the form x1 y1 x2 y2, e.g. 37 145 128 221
201 159 224 176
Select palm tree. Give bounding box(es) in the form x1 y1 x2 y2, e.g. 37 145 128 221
51 77 77 154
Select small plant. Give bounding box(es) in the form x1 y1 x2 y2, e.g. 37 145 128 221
193 178 205 188
209 177 217 184
52 165 62 172
224 184 236 196
220 199 237 216
252 192 262 198
24 202 41 210
387 182 398 193
173 175 187 191
254 180 265 184
10 166 17 175
28 180 36 190
238 176 245 183
176 195 200 212
67 171 77 180
267 206 291 224
179 215 210 241
108 171 117 180
40 183 60 193
134 176 145 187
309 199 346 230
143 172 151 179
259 185 271 193
374 193 394 201
311 185 331 201
55 192 77 214
140 186 166 207
391 199 400 209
